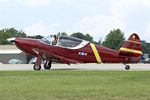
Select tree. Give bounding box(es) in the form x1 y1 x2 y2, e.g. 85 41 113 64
71 32 85 40
85 34 93 42
27 35 44 39
102 29 125 50
34 35 44 39
57 32 67 36
71 32 102 45
141 40 150 55
0 28 26 45
71 32 93 42
94 38 102 45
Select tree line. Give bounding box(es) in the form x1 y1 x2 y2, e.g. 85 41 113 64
0 28 150 56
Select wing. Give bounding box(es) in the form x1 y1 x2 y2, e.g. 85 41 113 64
50 53 81 64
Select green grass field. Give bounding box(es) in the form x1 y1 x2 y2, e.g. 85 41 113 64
0 70 150 100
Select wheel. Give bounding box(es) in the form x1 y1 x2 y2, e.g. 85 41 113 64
44 61 52 70
33 65 41 70
125 65 130 70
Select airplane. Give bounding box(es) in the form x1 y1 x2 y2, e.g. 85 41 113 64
8 33 142 70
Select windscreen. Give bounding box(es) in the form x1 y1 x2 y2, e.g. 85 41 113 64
42 35 83 48
58 36 82 48
41 35 57 45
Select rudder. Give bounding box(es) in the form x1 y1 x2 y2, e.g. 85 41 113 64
120 33 142 56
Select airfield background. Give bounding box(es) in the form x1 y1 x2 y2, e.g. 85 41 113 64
0 28 150 64
0 45 26 64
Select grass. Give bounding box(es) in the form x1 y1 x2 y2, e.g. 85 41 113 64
0 71 150 100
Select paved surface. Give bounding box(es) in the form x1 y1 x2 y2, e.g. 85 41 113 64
0 64 150 71
0 45 18 50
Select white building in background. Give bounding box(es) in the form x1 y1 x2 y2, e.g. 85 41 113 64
0 45 26 64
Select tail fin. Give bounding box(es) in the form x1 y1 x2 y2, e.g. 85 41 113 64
119 33 142 56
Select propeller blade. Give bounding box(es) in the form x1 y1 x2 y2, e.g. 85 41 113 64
7 37 15 44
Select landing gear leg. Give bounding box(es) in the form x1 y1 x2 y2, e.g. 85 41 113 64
124 64 130 70
44 61 52 70
33 56 42 70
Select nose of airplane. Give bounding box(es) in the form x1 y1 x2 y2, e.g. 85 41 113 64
7 37 15 44
7 37 33 47
7 37 27 45
14 37 33 54
14 38 39 57
15 37 31 47
7 37 31 53
15 37 24 45
7 37 39 58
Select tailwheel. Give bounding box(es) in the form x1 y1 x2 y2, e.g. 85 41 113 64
125 65 130 70
44 61 52 70
33 65 41 70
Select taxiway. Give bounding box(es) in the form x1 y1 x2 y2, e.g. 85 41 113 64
0 64 149 71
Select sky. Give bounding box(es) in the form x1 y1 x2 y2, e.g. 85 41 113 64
0 0 150 42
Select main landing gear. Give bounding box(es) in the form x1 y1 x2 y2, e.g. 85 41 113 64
33 56 42 70
44 61 52 70
33 65 41 70
124 64 130 70
33 56 52 71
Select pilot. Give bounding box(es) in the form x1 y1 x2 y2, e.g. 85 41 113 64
52 35 58 45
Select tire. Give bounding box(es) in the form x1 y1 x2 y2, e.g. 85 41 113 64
125 65 130 70
33 65 41 70
44 61 52 70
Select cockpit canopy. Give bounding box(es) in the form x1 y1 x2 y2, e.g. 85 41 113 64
58 36 83 47
41 35 85 48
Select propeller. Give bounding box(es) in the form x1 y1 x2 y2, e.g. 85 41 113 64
7 37 15 44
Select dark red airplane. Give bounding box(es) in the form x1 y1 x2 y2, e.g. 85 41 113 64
9 33 142 70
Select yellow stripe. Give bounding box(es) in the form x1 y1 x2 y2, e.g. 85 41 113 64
127 40 141 44
90 43 102 63
120 47 143 55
